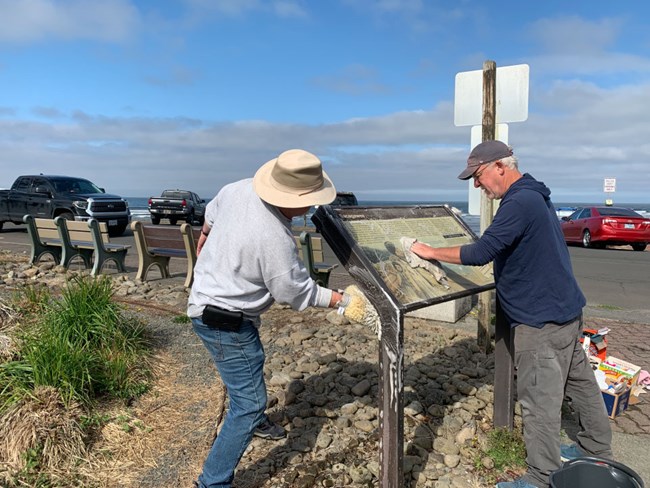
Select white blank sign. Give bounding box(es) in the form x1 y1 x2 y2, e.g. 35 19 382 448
454 64 529 127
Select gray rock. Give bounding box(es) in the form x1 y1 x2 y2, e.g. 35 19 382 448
351 379 371 396
433 437 460 456
443 454 461 468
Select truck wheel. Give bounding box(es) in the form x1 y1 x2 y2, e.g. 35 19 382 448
186 212 195 224
151 215 160 225
58 212 75 221
170 218 178 226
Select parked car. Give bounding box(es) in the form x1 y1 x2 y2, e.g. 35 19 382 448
148 189 206 225
0 175 131 236
560 206 650 251
332 191 358 206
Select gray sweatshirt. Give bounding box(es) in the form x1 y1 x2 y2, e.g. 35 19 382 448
187 178 333 319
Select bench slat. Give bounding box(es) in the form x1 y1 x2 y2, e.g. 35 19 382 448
25 215 127 275
143 236 186 250
148 248 187 257
65 220 109 243
131 221 199 288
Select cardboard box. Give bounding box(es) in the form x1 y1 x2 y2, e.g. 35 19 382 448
598 356 641 386
602 387 631 419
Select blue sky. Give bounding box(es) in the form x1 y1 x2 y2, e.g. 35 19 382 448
1 0 650 204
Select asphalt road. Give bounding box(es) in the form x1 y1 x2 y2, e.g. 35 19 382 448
1 221 648 314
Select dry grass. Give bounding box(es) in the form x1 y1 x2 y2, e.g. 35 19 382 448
82 350 225 487
1 297 23 362
0 298 19 332
0 335 225 487
0 386 86 474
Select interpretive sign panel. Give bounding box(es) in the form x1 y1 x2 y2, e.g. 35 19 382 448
313 205 494 311
312 204 495 488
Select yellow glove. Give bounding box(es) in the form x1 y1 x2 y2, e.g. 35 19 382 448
340 285 381 337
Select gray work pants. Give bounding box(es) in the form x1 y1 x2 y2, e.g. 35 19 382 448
514 315 613 487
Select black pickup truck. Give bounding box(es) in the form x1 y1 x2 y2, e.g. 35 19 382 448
0 175 131 236
148 189 206 225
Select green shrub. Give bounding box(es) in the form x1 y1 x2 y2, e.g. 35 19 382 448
2 275 151 412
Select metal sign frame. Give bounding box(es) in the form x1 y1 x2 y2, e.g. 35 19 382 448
312 204 495 488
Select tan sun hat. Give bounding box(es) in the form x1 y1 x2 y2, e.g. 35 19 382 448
253 149 337 208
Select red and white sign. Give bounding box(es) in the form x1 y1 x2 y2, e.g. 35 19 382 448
604 178 616 193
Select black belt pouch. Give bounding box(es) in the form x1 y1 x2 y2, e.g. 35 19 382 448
202 305 243 332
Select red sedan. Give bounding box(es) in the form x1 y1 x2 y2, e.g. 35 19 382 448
560 206 650 251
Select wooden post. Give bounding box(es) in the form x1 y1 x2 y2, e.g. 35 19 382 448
479 60 515 429
477 60 496 353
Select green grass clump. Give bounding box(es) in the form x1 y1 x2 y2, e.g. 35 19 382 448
11 283 51 317
485 427 527 470
1 275 151 411
172 314 190 324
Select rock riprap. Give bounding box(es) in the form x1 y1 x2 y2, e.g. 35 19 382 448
0 252 517 487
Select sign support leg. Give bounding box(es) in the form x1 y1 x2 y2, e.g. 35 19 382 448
379 314 404 488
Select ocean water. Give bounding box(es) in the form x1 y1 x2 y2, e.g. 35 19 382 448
126 196 650 234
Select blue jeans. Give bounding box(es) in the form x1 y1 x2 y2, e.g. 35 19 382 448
192 317 267 488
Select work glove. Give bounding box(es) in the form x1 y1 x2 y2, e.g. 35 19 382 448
338 285 381 337
399 237 450 289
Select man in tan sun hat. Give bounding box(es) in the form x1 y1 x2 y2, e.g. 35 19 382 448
187 149 376 488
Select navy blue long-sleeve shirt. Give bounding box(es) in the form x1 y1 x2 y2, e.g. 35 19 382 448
460 174 585 327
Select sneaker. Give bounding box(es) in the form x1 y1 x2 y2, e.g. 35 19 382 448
560 443 586 461
253 417 286 440
495 478 537 488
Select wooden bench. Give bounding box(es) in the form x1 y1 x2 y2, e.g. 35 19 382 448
131 221 200 288
24 214 63 265
55 217 130 275
296 231 338 287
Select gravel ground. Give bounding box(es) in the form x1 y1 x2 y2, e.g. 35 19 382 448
4 251 647 487
0 254 503 487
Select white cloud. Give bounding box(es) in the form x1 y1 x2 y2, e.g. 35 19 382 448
525 16 650 77
143 65 200 87
0 0 140 44
341 0 469 35
310 64 391 96
528 16 621 55
183 0 306 19
272 1 308 18
2 63 650 202
31 107 65 119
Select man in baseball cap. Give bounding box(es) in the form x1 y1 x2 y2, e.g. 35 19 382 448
409 141 612 487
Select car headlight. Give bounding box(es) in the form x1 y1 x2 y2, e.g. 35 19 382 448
73 200 88 210
123 199 129 209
